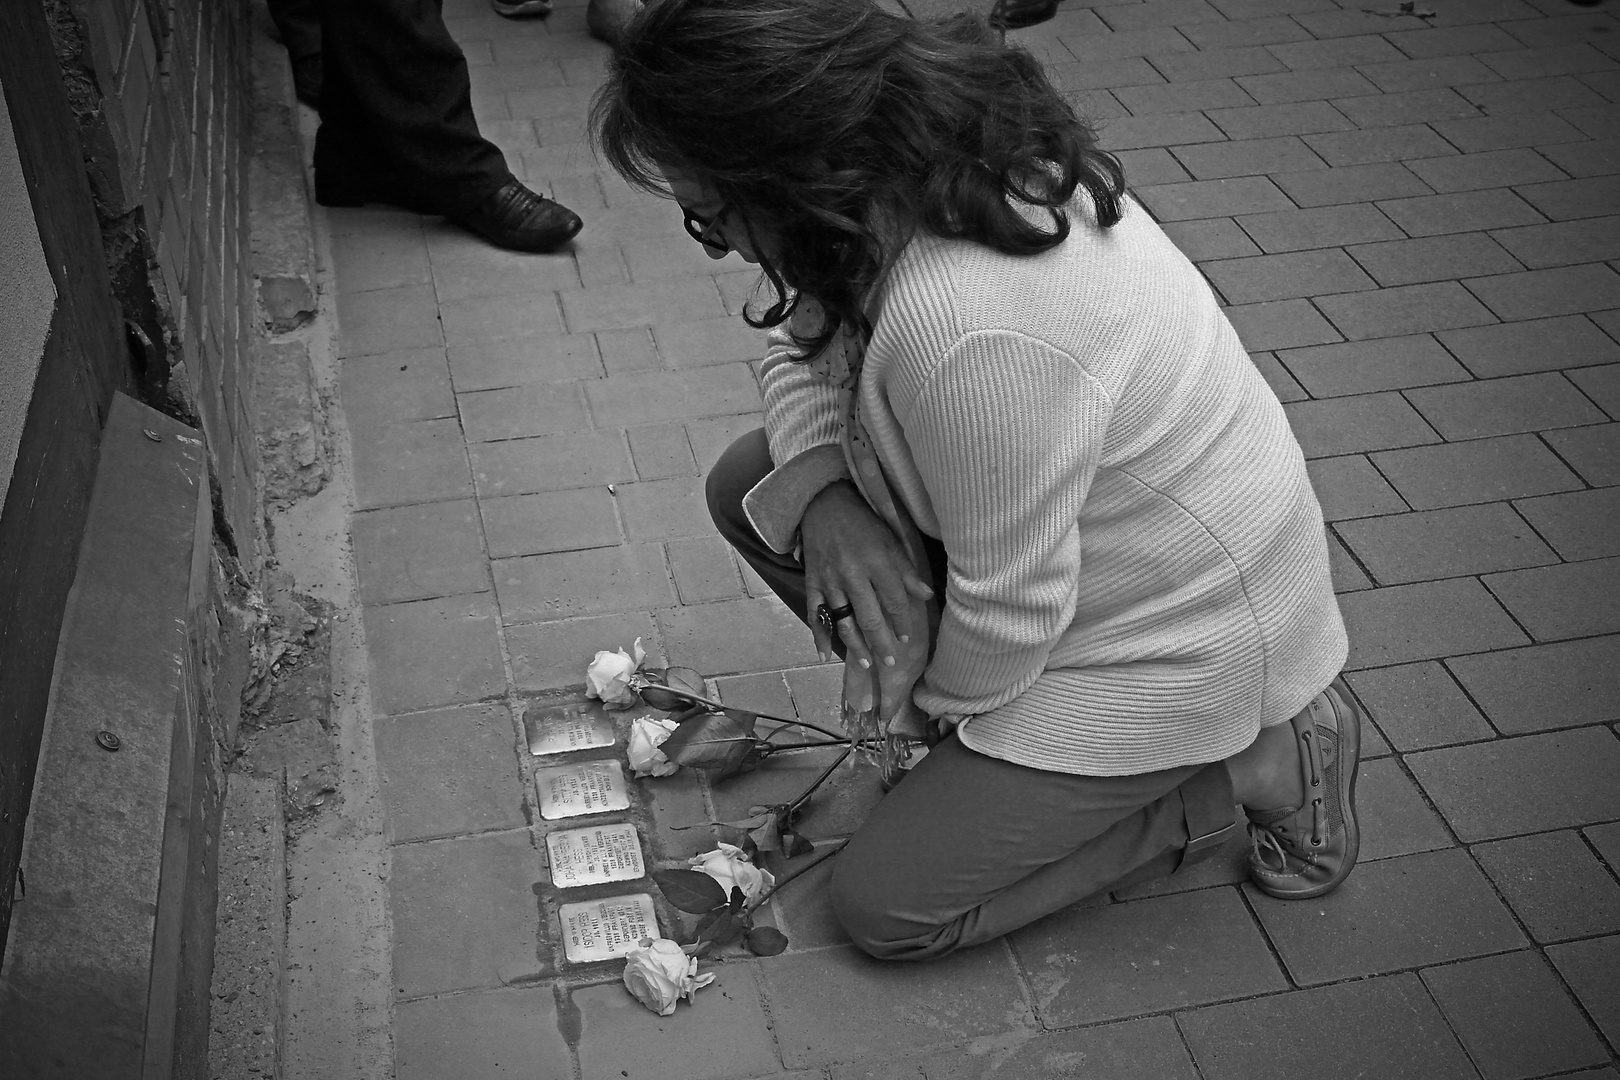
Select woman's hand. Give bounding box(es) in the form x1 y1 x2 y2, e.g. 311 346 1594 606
800 481 934 673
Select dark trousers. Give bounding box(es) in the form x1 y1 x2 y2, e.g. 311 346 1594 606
706 428 1239 959
312 0 512 215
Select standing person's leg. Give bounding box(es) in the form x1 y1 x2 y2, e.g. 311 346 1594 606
314 0 582 250
828 733 1237 960
266 0 322 106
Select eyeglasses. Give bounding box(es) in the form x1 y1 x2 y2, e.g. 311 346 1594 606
680 203 731 253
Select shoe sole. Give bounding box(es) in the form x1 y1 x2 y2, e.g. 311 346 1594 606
1254 681 1362 900
494 0 552 15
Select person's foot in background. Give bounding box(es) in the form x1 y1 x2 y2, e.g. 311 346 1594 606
492 0 552 16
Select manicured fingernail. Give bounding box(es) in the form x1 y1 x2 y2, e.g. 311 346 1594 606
883 656 895 667
859 658 871 669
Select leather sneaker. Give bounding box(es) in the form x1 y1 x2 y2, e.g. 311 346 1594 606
452 180 583 253
1247 681 1363 900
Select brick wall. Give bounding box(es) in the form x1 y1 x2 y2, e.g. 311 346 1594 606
47 0 264 572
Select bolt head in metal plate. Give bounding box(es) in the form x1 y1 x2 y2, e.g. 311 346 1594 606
141 428 162 442
95 730 121 751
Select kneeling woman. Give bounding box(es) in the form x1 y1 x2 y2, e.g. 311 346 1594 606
594 0 1361 961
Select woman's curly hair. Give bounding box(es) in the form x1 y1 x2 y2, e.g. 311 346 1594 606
591 0 1126 356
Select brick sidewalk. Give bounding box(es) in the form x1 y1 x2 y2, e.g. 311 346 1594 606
323 0 1620 1076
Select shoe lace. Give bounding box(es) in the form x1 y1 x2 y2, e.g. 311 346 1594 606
1249 824 1290 872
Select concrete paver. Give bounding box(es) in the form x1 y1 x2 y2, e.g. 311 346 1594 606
311 0 1620 1075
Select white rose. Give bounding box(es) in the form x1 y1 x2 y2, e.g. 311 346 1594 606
622 938 716 1016
627 715 681 777
585 638 646 710
689 843 775 905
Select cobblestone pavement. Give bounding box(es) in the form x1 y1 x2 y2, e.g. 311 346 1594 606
321 0 1620 1076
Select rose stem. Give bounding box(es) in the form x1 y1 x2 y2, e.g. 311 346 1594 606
786 745 853 816
650 683 847 741
748 838 849 912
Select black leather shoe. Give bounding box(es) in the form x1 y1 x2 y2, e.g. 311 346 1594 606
989 0 1059 30
452 180 583 252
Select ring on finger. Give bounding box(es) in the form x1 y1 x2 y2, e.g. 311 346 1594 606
816 602 855 633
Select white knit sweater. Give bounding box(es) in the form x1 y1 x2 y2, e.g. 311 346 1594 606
743 197 1348 776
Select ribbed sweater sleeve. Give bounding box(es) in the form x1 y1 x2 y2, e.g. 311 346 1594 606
896 330 1114 719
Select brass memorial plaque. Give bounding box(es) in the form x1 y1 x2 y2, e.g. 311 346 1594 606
546 822 645 889
524 702 617 756
535 758 632 819
558 893 659 963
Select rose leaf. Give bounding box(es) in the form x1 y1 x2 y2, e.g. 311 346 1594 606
782 831 816 859
652 868 728 914
729 885 747 915
748 817 782 853
745 926 789 957
696 908 745 950
659 712 757 773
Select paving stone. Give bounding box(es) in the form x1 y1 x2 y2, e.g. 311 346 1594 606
1095 111 1228 151
1473 830 1620 943
1586 820 1620 870
1447 636 1620 734
1249 351 1307 402
637 757 714 860
561 277 726 333
457 382 591 443
495 543 675 624
336 285 445 357
1493 214 1620 270
1516 180 1620 231
1305 454 1409 521
375 703 527 842
332 228 432 294
1407 371 1607 439
1377 191 1546 240
1559 103 1620 140
1178 14 1313 50
1236 204 1405 253
655 596 821 675
353 499 490 605
447 334 603 391
1357 54 1504 93
585 365 764 428
1136 176 1294 221
1406 726 1620 840
351 417 474 510
622 234 754 283
1479 42 1619 80
1224 299 1343 351
1320 281 1497 340
597 326 661 374
1382 22 1523 59
391 830 549 995
1011 887 1284 1027
668 536 745 604
1516 485 1620 559
831 1016 1200 1080
1355 756 1456 861
687 414 768 474
1485 557 1620 641
1159 218 1261 261
1501 8 1620 48
506 611 659 693
1166 136 1326 180
479 487 621 559
1283 392 1439 458
1569 362 1620 415
1346 233 1523 288
1113 78 1257 116
1303 123 1461 165
395 987 571 1080
1432 111 1590 152
439 292 566 346
1234 67 1381 105
1247 848 1525 984
1547 422 1620 485
1109 824 1250 902
710 743 885 841
1177 974 1476 1080
1326 529 1371 591
782 664 846 732
627 423 697 481
572 964 779 1080
1420 950 1611 1080
615 476 715 541
1050 56 1165 92
1058 26 1197 62
1293 6 1429 38
1400 149 1565 197
341 349 458 431
1271 162 1432 207
1547 936 1620 1048
1331 87 1482 128
468 429 634 498
364 592 506 714
1344 661 1495 751
1338 503 1554 585
1437 314 1620 377
1151 45 1286 83
1538 135 1620 177
1203 249 1376 305
1114 147 1191 186
1279 335 1469 397
425 235 581 302
1267 33 1406 71
761 944 1035 1069
1371 434 1582 509
653 318 771 368
1465 74 1611 119
1338 577 1528 669
1205 101 1357 140
1096 0 1226 31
